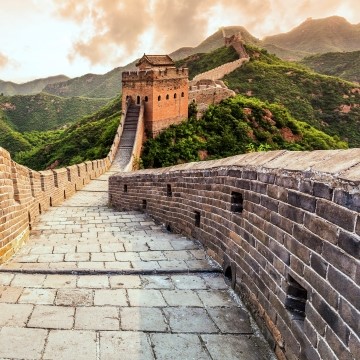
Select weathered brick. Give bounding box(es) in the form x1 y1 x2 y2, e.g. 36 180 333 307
304 267 338 308
299 337 320 360
328 266 359 310
288 190 317 212
284 234 311 264
323 242 357 280
278 203 304 224
338 298 360 336
310 252 328 278
261 196 279 212
268 238 290 265
312 292 349 345
303 213 338 245
242 170 257 180
313 182 333 200
270 213 293 234
299 179 313 195
317 339 337 360
305 302 326 336
333 189 360 212
325 327 353 360
234 178 251 190
275 176 298 190
304 318 318 347
348 333 360 360
250 181 268 194
338 230 360 259
267 184 288 202
293 224 323 253
316 199 356 232
289 255 305 276
258 172 276 184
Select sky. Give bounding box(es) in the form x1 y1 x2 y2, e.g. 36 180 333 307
0 0 359 83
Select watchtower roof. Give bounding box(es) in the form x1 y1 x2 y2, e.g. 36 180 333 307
136 54 175 68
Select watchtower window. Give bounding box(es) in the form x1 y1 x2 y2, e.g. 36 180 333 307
145 96 148 102
166 94 169 100
174 93 177 99
181 92 184 97
136 96 140 105
158 95 161 101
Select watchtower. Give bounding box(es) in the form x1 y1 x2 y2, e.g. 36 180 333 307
122 54 189 137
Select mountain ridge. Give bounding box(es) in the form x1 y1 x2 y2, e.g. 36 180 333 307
2 16 359 98
0 75 69 96
262 16 360 59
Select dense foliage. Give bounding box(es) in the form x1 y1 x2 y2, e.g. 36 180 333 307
300 51 360 83
224 46 360 147
141 96 346 168
15 96 121 170
0 118 32 154
0 93 109 132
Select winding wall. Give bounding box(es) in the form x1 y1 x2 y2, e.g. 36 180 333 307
109 149 360 360
0 100 142 264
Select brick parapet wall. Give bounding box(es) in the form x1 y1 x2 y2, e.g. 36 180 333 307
0 108 126 264
193 58 249 81
109 148 360 360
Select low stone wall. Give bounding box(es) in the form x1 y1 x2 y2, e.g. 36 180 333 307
109 149 360 360
0 110 126 264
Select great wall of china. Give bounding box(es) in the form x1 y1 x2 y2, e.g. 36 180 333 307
0 32 359 360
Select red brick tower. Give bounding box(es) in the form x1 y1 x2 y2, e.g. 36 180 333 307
122 54 189 137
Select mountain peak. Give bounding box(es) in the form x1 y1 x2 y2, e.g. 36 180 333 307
262 16 360 55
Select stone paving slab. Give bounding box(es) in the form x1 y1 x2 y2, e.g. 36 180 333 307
0 166 275 359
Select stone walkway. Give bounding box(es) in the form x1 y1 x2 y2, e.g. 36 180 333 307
0 167 275 359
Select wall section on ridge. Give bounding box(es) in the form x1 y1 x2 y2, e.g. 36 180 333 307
109 148 360 360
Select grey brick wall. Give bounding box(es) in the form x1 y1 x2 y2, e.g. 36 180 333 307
109 149 360 360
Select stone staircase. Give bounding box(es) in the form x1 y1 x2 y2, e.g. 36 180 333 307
111 104 140 171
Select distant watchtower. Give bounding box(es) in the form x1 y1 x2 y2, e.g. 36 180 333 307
122 54 189 137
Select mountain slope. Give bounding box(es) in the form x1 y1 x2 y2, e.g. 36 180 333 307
0 116 32 155
262 16 360 58
170 26 259 60
300 51 360 83
16 96 121 170
224 45 360 147
0 75 69 96
141 95 346 168
43 61 136 99
0 93 109 132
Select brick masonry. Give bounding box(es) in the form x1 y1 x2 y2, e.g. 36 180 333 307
109 148 360 360
0 102 140 264
122 67 188 137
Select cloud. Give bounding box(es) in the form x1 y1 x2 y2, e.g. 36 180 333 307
55 0 151 65
53 0 360 66
0 52 10 69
